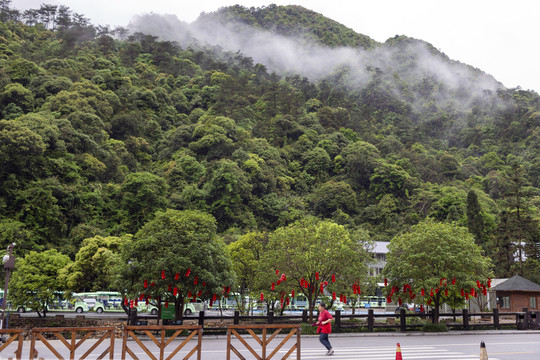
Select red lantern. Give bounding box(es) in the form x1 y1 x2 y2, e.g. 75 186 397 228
271 282 275 291
343 295 347 303
324 281 328 286
198 290 202 297
144 279 148 288
315 272 319 280
276 269 279 275
161 270 166 280
277 280 281 285
461 288 465 297
384 278 388 287
286 298 289 305
168 284 172 292
145 298 149 305
398 298 402 306
421 289 425 296
150 282 155 287
331 274 336 283
173 287 178 296
427 299 432 306
188 291 192 298
430 289 434 297
194 276 198 285
227 287 231 293
487 278 492 288
212 294 217 301
452 277 456 285
260 293 264 301
420 305 424 312
165 301 169 309
175 273 179 280
477 280 481 288
135 299 138 306
320 284 324 293
444 289 448 296
410 294 416 300
332 292 336 300
465 293 469 300
139 294 144 301
291 290 295 297
185 268 191 277
124 298 128 306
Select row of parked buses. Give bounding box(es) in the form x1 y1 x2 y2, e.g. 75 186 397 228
1 289 387 314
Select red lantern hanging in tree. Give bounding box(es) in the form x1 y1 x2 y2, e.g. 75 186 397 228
276 269 279 275
331 274 336 283
421 289 425 296
452 277 456 285
165 301 169 309
320 283 324 293
260 292 264 301
175 273 179 280
384 278 388 287
144 280 148 288
315 272 319 280
291 290 295 297
173 287 178 296
185 268 191 277
460 288 465 297
161 270 166 280
398 298 402 306
332 292 336 300
271 282 275 291
194 276 198 285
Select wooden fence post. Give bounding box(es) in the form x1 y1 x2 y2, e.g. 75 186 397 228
268 311 274 324
233 310 239 325
335 310 341 329
198 310 205 326
368 309 374 332
462 309 469 330
302 310 308 323
400 308 406 332
493 308 499 329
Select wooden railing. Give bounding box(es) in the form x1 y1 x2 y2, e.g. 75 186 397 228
0 329 24 360
121 325 202 360
226 324 300 360
29 326 115 360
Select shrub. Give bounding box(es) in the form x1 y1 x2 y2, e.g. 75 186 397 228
422 323 449 332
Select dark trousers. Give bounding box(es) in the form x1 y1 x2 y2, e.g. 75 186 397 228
319 332 332 350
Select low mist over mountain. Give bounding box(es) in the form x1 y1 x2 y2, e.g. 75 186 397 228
129 5 503 120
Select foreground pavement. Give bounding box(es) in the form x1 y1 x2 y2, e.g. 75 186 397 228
6 331 539 359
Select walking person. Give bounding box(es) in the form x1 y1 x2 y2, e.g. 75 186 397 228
316 302 334 356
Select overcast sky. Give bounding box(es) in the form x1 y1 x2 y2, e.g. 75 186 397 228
13 0 540 93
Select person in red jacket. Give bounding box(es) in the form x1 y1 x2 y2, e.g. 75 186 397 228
316 302 334 356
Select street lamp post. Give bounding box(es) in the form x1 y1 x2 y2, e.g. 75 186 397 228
2 243 15 329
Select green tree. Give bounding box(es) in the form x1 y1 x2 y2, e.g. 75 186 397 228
10 249 71 317
227 231 267 314
383 220 492 323
112 209 235 321
466 189 486 251
59 235 131 292
261 219 371 321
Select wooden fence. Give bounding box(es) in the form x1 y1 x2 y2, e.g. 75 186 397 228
29 326 115 360
226 324 300 360
153 308 539 332
122 325 202 360
0 329 24 360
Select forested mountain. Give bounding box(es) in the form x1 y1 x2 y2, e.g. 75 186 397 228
0 3 539 283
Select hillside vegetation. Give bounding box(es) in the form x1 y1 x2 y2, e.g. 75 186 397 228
0 3 539 285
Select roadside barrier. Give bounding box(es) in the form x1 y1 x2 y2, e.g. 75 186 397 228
29 326 115 359
122 325 202 360
226 324 300 360
480 341 488 360
0 329 24 360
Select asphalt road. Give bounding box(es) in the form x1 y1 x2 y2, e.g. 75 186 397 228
5 332 539 359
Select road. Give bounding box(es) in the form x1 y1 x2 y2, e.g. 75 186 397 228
6 332 539 359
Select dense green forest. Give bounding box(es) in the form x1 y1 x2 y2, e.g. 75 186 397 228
0 2 539 288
